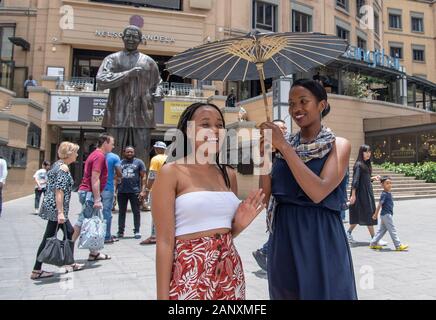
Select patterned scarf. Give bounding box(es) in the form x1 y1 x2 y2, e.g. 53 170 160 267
275 125 336 162
267 126 336 233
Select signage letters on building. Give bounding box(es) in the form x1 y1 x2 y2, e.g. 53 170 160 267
95 30 176 44
343 46 402 71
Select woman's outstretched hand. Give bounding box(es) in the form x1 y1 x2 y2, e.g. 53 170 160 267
233 189 266 233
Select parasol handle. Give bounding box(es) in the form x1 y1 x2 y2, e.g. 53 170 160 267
256 63 271 122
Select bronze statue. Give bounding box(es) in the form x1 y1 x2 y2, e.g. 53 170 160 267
96 25 161 164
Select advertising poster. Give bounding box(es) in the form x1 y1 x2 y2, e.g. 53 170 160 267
164 100 192 125
50 95 80 121
78 97 108 122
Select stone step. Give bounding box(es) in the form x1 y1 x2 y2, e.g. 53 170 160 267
348 188 436 194
371 171 416 176
370 180 431 185
374 190 436 196
376 194 436 201
345 163 436 200
347 174 425 181
347 189 436 197
372 186 436 192
348 185 436 192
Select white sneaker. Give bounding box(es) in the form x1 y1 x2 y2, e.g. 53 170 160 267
34 209 39 215
377 239 388 246
347 232 355 243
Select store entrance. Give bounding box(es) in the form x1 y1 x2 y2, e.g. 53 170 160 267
59 128 104 189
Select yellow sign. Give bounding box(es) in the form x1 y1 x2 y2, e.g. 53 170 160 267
164 101 192 125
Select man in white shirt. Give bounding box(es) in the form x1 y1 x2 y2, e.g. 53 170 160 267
33 161 50 214
0 156 8 217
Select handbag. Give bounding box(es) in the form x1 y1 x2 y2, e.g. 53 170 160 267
78 202 106 251
37 223 75 267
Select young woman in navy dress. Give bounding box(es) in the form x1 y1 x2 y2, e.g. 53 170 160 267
260 79 357 300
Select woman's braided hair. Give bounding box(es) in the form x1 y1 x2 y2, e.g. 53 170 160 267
174 102 231 188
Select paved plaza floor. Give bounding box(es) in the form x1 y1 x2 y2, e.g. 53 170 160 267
0 194 435 300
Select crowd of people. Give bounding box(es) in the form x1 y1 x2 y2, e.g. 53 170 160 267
30 134 168 279
21 79 409 300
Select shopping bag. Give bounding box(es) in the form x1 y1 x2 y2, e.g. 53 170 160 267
37 224 74 267
78 203 106 251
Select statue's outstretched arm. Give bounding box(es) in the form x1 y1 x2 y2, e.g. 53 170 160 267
96 56 131 90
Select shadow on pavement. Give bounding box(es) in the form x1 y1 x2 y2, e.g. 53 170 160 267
253 270 268 279
350 241 371 248
372 248 409 253
74 259 105 268
32 274 62 285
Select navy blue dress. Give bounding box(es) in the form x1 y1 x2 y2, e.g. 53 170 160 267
267 154 358 300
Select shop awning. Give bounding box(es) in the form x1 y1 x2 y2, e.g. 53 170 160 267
407 76 436 95
328 57 405 80
327 57 436 95
364 114 436 133
8 37 30 51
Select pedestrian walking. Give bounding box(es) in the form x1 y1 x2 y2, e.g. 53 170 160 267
260 79 357 300
24 75 37 98
340 169 350 224
370 176 409 251
33 161 51 214
153 103 265 300
140 141 167 245
117 146 146 240
31 142 84 280
253 119 288 272
0 155 7 217
347 145 383 244
102 152 122 244
225 89 237 107
73 133 113 261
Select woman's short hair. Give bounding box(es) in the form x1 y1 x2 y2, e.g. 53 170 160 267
58 142 79 160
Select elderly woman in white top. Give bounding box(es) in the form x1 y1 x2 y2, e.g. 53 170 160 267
31 142 84 280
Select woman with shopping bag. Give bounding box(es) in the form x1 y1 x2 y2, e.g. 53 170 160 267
30 142 84 280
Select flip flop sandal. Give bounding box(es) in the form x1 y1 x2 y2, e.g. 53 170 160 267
88 253 111 261
140 237 156 245
66 263 85 273
31 270 54 280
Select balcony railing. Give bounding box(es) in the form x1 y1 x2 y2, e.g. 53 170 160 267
57 77 95 92
55 78 204 97
159 82 203 97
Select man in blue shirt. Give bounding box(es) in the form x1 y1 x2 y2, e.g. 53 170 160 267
102 152 122 243
117 146 146 239
24 75 37 98
370 176 409 251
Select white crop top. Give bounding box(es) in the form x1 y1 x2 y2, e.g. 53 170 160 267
175 191 241 237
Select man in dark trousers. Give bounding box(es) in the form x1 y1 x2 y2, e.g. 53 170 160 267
117 146 146 239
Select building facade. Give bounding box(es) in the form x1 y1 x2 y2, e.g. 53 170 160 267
1 0 435 200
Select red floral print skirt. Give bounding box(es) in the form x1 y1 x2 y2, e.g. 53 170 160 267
169 232 246 300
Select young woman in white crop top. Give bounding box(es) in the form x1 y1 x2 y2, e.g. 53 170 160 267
152 103 265 300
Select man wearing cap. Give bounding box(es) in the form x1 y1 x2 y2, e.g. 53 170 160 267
140 141 167 245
